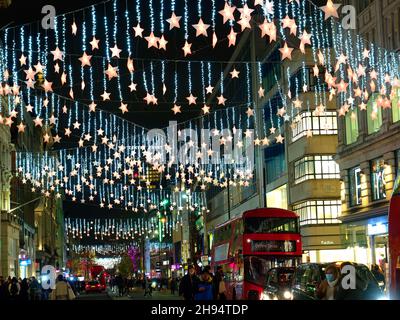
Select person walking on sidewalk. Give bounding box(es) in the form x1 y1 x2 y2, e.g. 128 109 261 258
144 277 152 297
179 265 199 301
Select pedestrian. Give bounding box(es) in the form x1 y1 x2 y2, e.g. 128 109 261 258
213 266 227 300
170 277 176 295
29 277 42 301
0 276 7 300
316 264 341 300
371 264 386 290
195 271 214 300
179 265 199 301
19 278 29 301
49 275 76 300
144 277 152 297
8 277 21 300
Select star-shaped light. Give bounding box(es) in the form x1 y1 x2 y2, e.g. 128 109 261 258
33 116 43 127
51 47 64 61
73 121 81 130
101 91 111 101
129 82 137 92
105 64 118 80
17 122 26 133
206 85 214 94
279 42 294 60
25 104 34 112
24 67 36 80
212 32 218 48
79 52 92 67
71 22 77 35
166 12 181 30
110 44 122 58
219 2 236 24
238 4 254 18
193 18 210 37
171 104 181 114
133 23 144 37
42 80 53 92
258 86 265 98
320 0 341 20
119 102 128 114
238 17 251 31
158 35 168 50
145 32 159 49
19 54 27 66
182 41 192 56
246 107 254 117
217 95 227 105
88 101 97 113
230 68 240 78
202 105 210 114
90 36 100 50
276 135 285 144
61 72 67 85
281 15 297 35
227 28 237 47
186 94 197 105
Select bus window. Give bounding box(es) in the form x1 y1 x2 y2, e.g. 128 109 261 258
245 217 299 234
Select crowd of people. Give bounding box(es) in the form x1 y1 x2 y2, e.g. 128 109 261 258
316 263 386 300
0 274 76 301
178 265 227 301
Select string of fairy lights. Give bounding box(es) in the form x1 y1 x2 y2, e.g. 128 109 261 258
1 0 400 244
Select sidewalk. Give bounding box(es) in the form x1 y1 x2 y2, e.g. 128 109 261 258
108 287 181 301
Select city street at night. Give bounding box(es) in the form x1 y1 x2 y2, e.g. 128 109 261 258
0 0 400 314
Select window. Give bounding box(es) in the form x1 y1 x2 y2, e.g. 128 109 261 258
396 150 400 176
392 88 400 123
349 167 362 207
292 200 341 226
294 155 340 184
367 94 383 134
266 185 288 210
370 158 387 201
265 144 286 184
292 111 338 142
345 110 359 145
244 217 299 234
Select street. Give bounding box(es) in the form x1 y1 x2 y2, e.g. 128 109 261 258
73 287 180 301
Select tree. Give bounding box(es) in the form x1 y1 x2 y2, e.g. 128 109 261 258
117 254 134 278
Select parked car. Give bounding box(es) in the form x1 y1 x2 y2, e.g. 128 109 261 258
262 267 295 300
291 262 384 300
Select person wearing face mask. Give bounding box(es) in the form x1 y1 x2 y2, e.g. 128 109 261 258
316 265 341 300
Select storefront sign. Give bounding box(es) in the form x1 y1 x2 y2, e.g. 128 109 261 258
19 259 32 266
368 223 388 236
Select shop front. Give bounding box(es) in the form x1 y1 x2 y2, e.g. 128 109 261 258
341 214 389 269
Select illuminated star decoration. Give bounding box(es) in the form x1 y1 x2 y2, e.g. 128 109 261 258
320 0 341 20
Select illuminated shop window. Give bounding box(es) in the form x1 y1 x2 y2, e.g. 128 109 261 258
292 200 341 226
292 111 338 142
349 166 362 207
294 155 340 184
367 94 383 135
345 110 359 145
370 158 387 201
392 88 400 123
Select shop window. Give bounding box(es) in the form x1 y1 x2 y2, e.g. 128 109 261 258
392 88 400 123
294 155 340 184
345 110 359 145
370 158 387 201
367 94 383 134
349 166 362 207
292 111 338 142
292 200 341 226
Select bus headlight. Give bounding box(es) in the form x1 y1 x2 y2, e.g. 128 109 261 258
283 291 292 300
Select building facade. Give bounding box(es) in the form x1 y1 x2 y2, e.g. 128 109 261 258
336 0 400 267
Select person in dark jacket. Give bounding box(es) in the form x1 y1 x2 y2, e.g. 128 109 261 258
179 265 199 301
371 265 386 290
19 278 29 301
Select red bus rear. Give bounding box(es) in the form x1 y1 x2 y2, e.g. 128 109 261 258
211 208 302 300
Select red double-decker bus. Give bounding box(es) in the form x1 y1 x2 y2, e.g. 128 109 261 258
210 208 302 300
